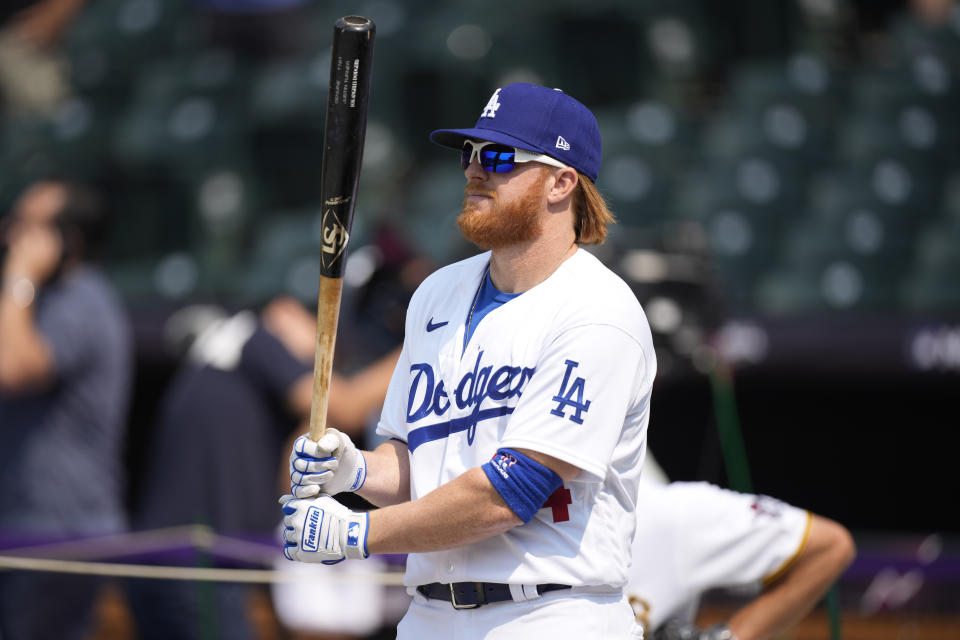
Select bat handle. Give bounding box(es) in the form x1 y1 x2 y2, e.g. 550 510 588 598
309 276 344 441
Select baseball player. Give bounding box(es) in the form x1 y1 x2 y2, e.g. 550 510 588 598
628 471 856 640
279 83 656 639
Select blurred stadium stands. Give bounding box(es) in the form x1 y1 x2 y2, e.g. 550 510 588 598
2 0 956 318
2 0 959 635
0 0 956 491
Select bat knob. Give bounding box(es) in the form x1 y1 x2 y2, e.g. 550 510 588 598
339 15 376 33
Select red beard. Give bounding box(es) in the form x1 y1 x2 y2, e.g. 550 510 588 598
457 173 546 250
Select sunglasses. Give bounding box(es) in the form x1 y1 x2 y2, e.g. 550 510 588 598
461 140 569 173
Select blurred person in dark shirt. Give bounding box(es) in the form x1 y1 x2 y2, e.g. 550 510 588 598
133 295 399 541
127 293 399 639
0 179 133 640
126 298 400 639
125 222 429 639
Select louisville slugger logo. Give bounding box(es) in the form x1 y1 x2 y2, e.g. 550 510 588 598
321 207 350 269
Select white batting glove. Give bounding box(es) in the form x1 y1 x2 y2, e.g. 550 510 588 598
289 429 367 498
280 494 369 564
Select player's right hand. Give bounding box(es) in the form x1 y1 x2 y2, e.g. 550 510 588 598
289 429 367 498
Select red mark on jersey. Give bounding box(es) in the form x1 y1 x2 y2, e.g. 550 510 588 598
750 495 784 519
543 486 572 522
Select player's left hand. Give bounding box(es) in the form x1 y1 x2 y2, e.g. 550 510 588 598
280 494 369 564
652 620 738 640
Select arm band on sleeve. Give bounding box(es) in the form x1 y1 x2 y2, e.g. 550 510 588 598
481 448 563 524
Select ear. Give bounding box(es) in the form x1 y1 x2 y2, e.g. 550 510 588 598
546 167 579 205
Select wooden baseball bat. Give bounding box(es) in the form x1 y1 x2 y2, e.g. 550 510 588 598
310 16 376 441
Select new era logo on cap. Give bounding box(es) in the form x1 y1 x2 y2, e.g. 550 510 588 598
429 83 603 182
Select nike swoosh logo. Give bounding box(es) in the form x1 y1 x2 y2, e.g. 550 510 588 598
426 318 448 332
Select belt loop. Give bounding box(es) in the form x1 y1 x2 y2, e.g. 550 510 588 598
521 584 541 600
508 584 528 601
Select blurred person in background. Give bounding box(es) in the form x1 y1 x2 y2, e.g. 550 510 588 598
126 227 430 639
909 0 957 25
0 178 133 640
126 293 400 640
0 0 87 118
627 458 856 640
264 226 436 640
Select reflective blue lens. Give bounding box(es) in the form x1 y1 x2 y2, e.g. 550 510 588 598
480 147 516 173
461 142 518 172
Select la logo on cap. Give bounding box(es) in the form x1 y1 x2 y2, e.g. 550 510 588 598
480 89 502 119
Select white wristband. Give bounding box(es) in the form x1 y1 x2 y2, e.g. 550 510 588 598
4 276 35 308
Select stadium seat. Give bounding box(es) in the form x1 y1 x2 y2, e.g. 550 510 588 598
598 99 702 172
807 159 942 235
99 171 194 263
843 67 960 166
901 218 960 312
64 0 198 109
760 210 912 313
110 53 252 178
402 162 471 264
0 118 60 202
222 210 344 305
728 55 845 114
602 152 676 229
755 255 903 314
887 12 960 72
672 151 808 226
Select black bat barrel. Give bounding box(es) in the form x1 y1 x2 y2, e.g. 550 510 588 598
318 16 376 278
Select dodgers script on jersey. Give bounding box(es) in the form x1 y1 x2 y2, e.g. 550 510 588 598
627 480 812 632
376 248 656 589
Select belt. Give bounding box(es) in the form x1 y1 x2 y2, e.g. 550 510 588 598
416 581 571 609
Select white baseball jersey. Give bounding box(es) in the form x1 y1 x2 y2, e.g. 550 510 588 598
376 248 656 589
626 479 812 632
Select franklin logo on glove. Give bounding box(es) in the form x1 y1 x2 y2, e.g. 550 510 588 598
303 506 322 552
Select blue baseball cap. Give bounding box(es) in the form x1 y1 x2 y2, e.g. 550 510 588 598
430 83 603 182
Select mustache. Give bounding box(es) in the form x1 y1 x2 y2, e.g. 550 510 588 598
464 185 495 198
